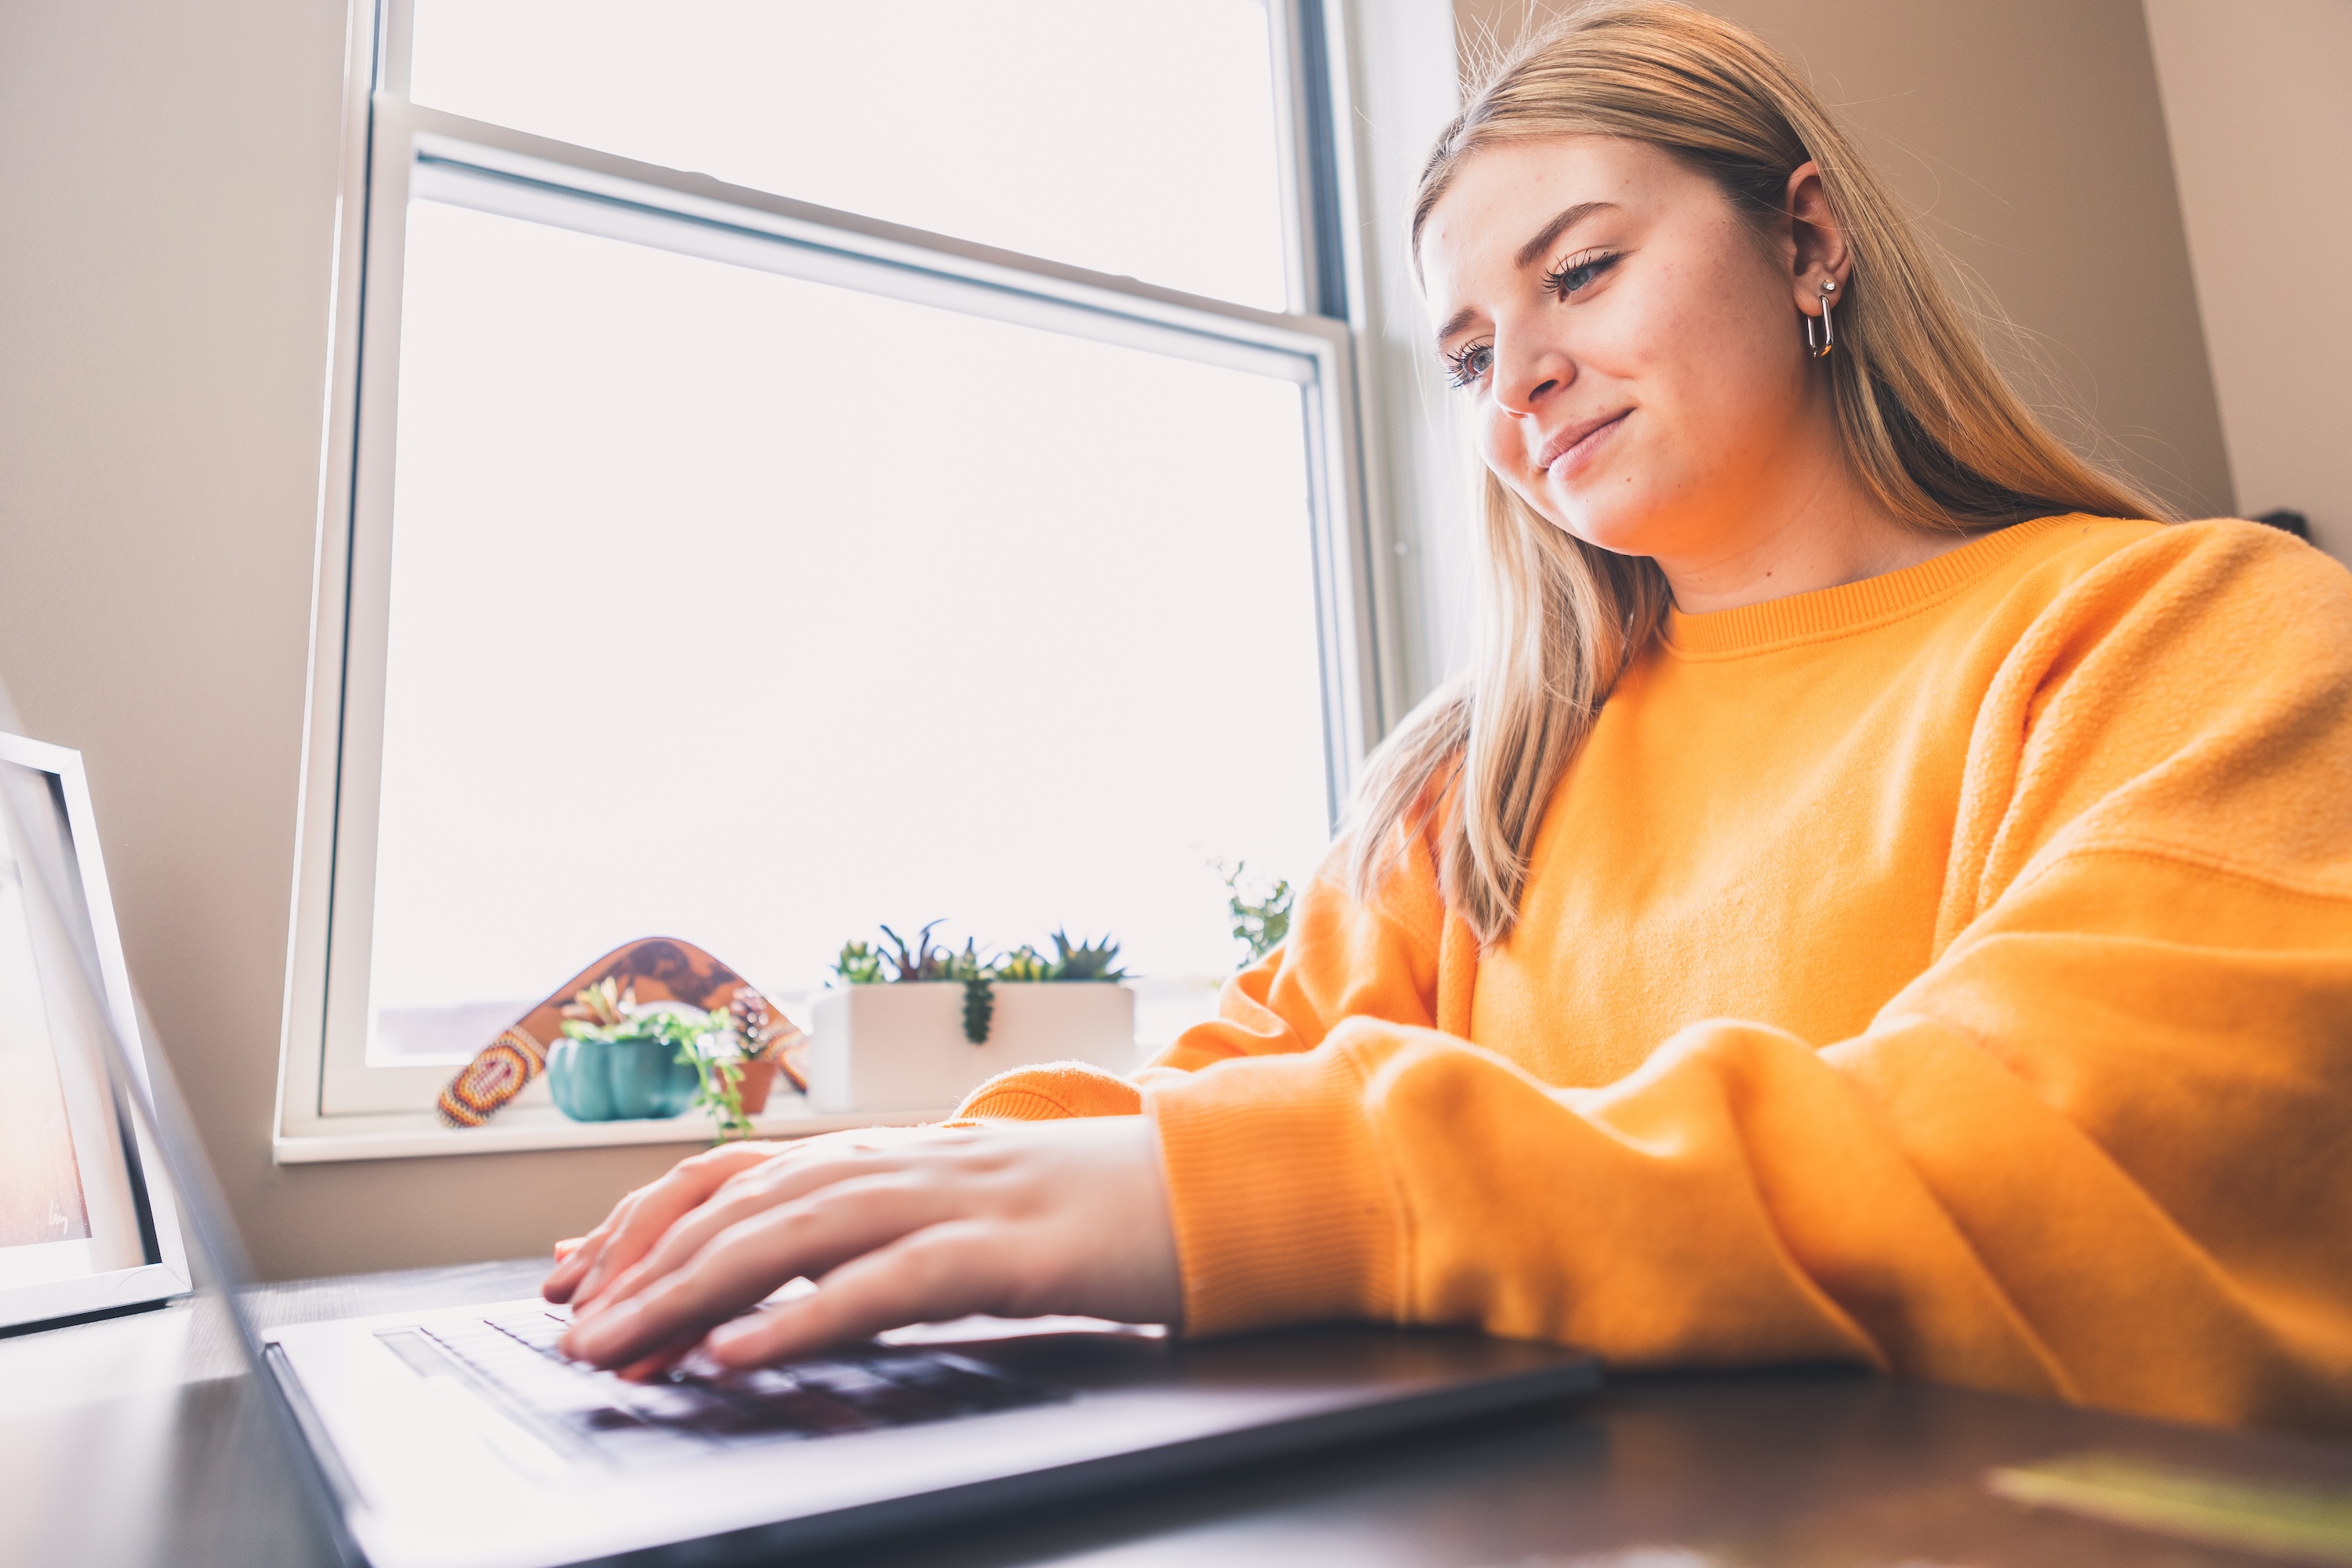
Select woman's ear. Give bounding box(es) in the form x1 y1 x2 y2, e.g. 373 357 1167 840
1783 160 1852 314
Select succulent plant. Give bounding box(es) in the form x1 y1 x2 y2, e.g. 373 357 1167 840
561 975 634 1028
1047 930 1127 983
994 944 1052 983
829 922 1131 1047
833 938 885 985
725 988 791 1063
946 938 996 1044
878 920 953 983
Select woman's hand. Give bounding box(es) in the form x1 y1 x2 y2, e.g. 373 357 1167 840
555 1116 1182 1376
543 1139 783 1307
543 1125 956 1308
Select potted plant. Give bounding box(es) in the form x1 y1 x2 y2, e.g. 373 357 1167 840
717 988 800 1120
1219 859 1295 966
546 978 753 1133
806 923 1135 1112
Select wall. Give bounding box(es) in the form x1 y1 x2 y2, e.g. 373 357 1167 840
2146 0 2352 561
0 0 691 1279
1454 0 2239 519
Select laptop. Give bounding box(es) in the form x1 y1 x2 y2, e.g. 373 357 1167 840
23 742 1601 1568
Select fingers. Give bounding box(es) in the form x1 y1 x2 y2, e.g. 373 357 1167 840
572 1138 984 1319
612 1327 715 1384
560 1172 957 1370
706 1222 1011 1367
545 1142 781 1305
546 1126 968 1305
561 1119 1185 1375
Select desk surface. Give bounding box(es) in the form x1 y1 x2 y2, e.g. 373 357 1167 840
5 1258 2348 1567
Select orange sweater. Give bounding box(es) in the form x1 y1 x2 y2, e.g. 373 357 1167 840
962 515 2352 1430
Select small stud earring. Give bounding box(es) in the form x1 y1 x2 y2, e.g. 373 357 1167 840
1807 278 1838 358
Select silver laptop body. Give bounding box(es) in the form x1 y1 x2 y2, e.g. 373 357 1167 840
270 1296 1599 1568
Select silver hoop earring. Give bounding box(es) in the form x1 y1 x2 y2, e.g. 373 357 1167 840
1807 278 1838 358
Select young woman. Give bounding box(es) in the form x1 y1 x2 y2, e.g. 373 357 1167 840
545 2 2352 1429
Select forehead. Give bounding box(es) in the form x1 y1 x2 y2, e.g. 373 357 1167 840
1419 136 1706 298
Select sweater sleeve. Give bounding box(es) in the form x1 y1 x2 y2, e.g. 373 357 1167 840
957 783 1478 1120
1145 524 2352 1431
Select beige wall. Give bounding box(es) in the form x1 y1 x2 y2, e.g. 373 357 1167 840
2147 0 2352 561
1454 0 2239 519
0 0 691 1279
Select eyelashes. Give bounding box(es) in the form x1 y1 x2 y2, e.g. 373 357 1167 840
1443 341 1493 390
1541 246 1621 299
1442 248 1624 390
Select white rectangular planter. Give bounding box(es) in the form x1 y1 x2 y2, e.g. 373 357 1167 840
807 982 1136 1113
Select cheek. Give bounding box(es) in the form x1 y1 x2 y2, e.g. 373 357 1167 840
1473 406 1556 516
1473 404 1517 472
1597 269 1726 423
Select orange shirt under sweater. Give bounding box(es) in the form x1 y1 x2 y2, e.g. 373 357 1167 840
961 514 2352 1431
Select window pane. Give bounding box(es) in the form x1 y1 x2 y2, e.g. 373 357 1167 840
367 200 1333 1062
407 0 1290 310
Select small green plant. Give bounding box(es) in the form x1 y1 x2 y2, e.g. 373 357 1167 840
681 1036 753 1138
877 920 954 982
1221 860 1294 967
827 922 1129 1044
995 943 1053 982
946 938 995 1044
1046 930 1127 982
560 983 750 1138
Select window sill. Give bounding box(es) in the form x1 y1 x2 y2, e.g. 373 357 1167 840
271 1097 946 1165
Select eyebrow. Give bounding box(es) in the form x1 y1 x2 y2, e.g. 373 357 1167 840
1432 200 1622 348
1514 200 1618 270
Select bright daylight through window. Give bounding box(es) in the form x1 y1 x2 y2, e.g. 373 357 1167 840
405 0 1292 309
316 0 1369 1105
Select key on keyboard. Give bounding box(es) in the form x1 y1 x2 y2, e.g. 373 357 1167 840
401 1312 1055 1455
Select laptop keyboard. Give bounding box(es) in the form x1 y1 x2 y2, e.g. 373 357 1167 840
391 1310 1056 1457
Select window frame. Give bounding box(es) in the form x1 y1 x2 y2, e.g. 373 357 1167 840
277 0 1404 1153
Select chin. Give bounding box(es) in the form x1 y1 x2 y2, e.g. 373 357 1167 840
1534 488 1668 561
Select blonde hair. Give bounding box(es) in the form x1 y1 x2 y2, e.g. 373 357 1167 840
1349 0 2165 945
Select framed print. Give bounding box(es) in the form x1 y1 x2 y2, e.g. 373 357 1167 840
0 731 189 1330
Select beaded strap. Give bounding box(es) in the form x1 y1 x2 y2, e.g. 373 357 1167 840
435 1027 547 1127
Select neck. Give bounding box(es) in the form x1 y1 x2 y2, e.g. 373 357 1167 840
1650 423 1967 616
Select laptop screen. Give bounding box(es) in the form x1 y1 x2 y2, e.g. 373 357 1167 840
0 733 358 1563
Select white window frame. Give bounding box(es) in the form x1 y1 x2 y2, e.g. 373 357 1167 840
274 0 1421 1160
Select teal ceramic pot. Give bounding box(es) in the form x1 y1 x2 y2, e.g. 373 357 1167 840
546 1034 700 1122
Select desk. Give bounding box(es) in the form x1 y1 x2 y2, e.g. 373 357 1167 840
5 1258 2347 1566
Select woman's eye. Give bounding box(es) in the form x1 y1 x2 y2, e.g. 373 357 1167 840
1444 342 1494 390
1542 250 1621 299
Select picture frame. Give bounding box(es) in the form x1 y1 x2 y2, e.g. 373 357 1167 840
0 731 190 1331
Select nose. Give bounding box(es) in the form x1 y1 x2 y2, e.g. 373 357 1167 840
1491 332 1573 419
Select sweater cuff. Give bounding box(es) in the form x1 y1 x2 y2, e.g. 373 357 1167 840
956 1061 1144 1121
1144 1046 1403 1337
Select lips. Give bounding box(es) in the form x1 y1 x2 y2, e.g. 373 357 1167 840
1534 409 1631 479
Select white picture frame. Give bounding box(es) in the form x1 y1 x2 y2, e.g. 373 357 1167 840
0 731 190 1331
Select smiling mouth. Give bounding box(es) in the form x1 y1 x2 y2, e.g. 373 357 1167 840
1536 411 1630 480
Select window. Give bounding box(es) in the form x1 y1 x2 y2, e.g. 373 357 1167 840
283 0 1393 1142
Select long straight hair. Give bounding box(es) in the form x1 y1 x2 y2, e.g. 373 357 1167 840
1347 0 2165 945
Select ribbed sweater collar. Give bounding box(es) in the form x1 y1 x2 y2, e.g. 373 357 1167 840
1663 514 2085 657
